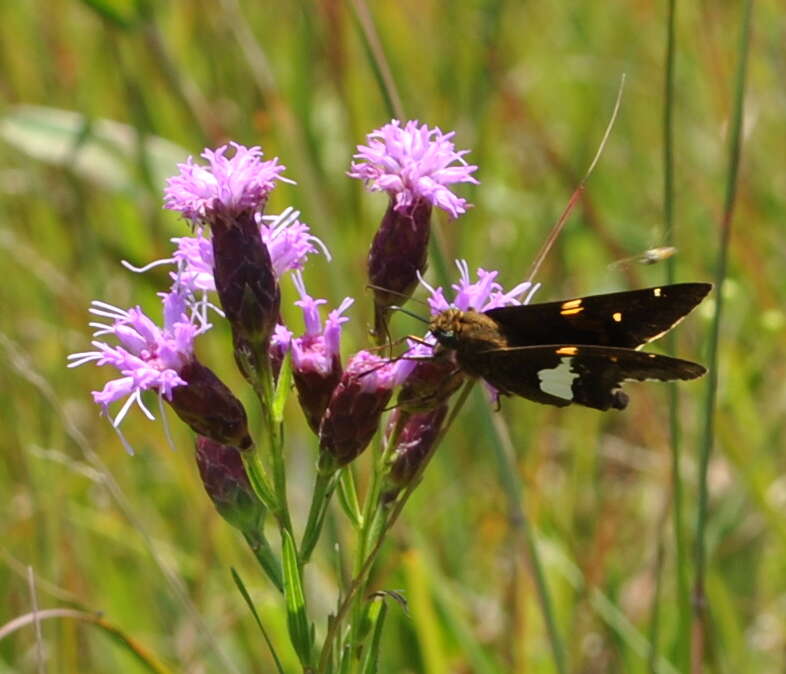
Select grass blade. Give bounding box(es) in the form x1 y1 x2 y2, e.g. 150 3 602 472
230 568 286 674
692 0 755 670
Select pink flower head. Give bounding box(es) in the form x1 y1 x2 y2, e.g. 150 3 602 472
288 273 354 434
67 290 208 427
290 272 353 377
259 207 331 278
164 142 291 223
422 259 539 315
348 119 479 218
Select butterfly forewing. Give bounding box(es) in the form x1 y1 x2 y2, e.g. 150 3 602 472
484 282 711 349
465 345 706 411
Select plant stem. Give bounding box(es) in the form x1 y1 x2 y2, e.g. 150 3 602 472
691 0 753 670
661 0 691 668
317 383 473 674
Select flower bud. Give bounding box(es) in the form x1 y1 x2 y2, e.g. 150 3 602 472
318 351 404 470
169 359 253 450
385 405 448 495
195 435 264 531
367 199 432 339
348 120 478 340
396 341 465 413
211 210 280 358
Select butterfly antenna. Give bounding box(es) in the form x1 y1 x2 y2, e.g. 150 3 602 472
366 284 429 308
526 73 627 284
390 305 430 324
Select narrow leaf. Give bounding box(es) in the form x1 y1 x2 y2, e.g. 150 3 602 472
281 529 313 667
230 568 286 674
272 352 292 425
337 467 363 529
359 599 388 674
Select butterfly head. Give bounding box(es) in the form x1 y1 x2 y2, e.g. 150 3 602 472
429 309 464 349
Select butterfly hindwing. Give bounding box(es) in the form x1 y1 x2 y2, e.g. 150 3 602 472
464 344 707 411
484 283 711 349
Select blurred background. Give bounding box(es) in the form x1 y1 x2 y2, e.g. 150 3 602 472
1 1 784 672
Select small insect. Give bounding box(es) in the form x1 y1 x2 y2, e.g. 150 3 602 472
428 282 711 411
609 246 678 270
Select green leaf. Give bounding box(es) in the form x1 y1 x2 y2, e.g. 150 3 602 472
337 467 363 529
230 568 286 674
281 529 313 667
359 598 388 674
0 105 187 193
272 352 292 425
243 531 284 593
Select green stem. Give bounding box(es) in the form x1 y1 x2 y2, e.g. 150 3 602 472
661 0 690 668
692 0 753 670
317 384 473 674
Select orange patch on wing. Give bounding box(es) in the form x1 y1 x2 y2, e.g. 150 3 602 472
556 346 578 356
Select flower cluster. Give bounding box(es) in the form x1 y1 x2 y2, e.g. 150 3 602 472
71 123 523 487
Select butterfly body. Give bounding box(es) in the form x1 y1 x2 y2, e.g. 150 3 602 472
428 283 711 411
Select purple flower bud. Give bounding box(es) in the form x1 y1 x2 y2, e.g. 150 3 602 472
211 208 281 358
385 405 448 492
164 143 293 366
195 435 264 532
318 350 406 470
290 273 353 434
348 121 478 339
169 359 253 450
395 340 465 413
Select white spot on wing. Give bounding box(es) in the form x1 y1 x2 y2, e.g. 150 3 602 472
538 358 578 400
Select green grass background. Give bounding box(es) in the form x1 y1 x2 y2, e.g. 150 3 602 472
1 1 784 672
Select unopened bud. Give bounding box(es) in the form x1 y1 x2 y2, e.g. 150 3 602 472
195 435 264 531
169 359 253 450
385 405 448 494
368 199 431 340
318 351 403 470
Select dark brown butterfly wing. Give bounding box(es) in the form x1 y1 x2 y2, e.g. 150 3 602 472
463 344 706 411
484 283 711 349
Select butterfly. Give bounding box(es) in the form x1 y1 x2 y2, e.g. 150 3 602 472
427 283 711 411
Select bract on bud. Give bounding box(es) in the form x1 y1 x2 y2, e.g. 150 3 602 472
367 199 432 339
318 351 404 471
385 405 448 493
195 435 264 532
170 359 253 450
211 209 280 354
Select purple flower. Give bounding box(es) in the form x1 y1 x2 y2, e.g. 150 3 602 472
259 207 331 278
269 322 294 381
350 121 478 339
318 350 408 470
422 259 539 315
289 273 353 433
348 120 478 218
164 143 291 223
67 290 206 427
